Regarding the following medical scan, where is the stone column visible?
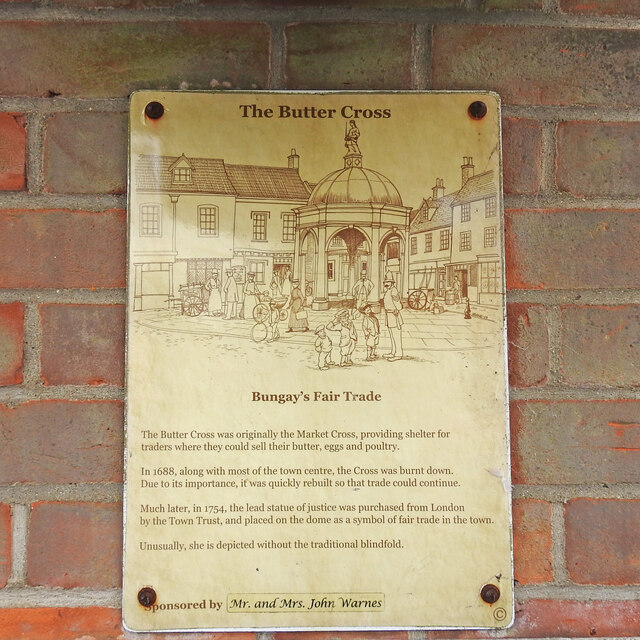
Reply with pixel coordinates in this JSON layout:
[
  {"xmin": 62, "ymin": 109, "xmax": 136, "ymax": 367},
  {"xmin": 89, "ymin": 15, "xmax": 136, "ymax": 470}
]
[{"xmin": 313, "ymin": 225, "xmax": 329, "ymax": 310}]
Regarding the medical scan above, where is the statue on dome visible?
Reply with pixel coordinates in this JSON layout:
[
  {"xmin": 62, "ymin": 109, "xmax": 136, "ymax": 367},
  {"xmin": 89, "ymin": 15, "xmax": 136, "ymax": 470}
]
[{"xmin": 344, "ymin": 120, "xmax": 361, "ymax": 155}]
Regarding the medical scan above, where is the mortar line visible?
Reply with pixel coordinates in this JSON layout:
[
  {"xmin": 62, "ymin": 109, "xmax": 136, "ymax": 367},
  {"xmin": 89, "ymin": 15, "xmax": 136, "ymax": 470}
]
[
  {"xmin": 268, "ymin": 22, "xmax": 287, "ymax": 90},
  {"xmin": 0, "ymin": 289, "xmax": 126, "ymax": 304},
  {"xmin": 0, "ymin": 193, "xmax": 126, "ymax": 211},
  {"xmin": 0, "ymin": 586, "xmax": 121, "ymax": 608},
  {"xmin": 509, "ymin": 386, "xmax": 640, "ymax": 401},
  {"xmin": 6, "ymin": 504, "xmax": 29, "ymax": 586},
  {"xmin": 551, "ymin": 501, "xmax": 570, "ymax": 584},
  {"xmin": 22, "ymin": 301, "xmax": 43, "ymax": 387},
  {"xmin": 513, "ymin": 484, "xmax": 640, "ymax": 500},
  {"xmin": 0, "ymin": 385, "xmax": 125, "ymax": 407},
  {"xmin": 504, "ymin": 194, "xmax": 640, "ymax": 210},
  {"xmin": 0, "ymin": 5, "xmax": 639, "ymax": 29},
  {"xmin": 25, "ymin": 112, "xmax": 46, "ymax": 196},
  {"xmin": 0, "ymin": 483, "xmax": 123, "ymax": 505},
  {"xmin": 515, "ymin": 582, "xmax": 640, "ymax": 600},
  {"xmin": 411, "ymin": 23, "xmax": 431, "ymax": 91},
  {"xmin": 506, "ymin": 289, "xmax": 640, "ymax": 305},
  {"xmin": 539, "ymin": 120, "xmax": 557, "ymax": 195}
]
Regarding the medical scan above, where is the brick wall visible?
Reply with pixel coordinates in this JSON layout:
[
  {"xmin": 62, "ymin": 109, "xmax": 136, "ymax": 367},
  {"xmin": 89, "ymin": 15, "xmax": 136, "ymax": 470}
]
[{"xmin": 0, "ymin": 1, "xmax": 638, "ymax": 638}]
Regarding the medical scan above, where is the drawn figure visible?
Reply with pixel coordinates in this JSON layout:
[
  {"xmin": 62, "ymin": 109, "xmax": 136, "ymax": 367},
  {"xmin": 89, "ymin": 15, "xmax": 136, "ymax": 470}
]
[
  {"xmin": 223, "ymin": 270, "xmax": 239, "ymax": 319},
  {"xmin": 352, "ymin": 270, "xmax": 374, "ymax": 313},
  {"xmin": 204, "ymin": 273, "xmax": 222, "ymax": 316},
  {"xmin": 382, "ymin": 275, "xmax": 403, "ymax": 361},
  {"xmin": 242, "ymin": 273, "xmax": 259, "ymax": 320},
  {"xmin": 287, "ymin": 279, "xmax": 309, "ymax": 332},
  {"xmin": 270, "ymin": 272, "xmax": 282, "ymax": 299},
  {"xmin": 281, "ymin": 267, "xmax": 292, "ymax": 304},
  {"xmin": 345, "ymin": 120, "xmax": 361, "ymax": 155},
  {"xmin": 361, "ymin": 304, "xmax": 380, "ymax": 361},
  {"xmin": 453, "ymin": 276, "xmax": 461, "ymax": 304},
  {"xmin": 267, "ymin": 299, "xmax": 281, "ymax": 342},
  {"xmin": 327, "ymin": 309, "xmax": 357, "ymax": 367},
  {"xmin": 314, "ymin": 325, "xmax": 333, "ymax": 370},
  {"xmin": 305, "ymin": 281, "xmax": 314, "ymax": 308}
]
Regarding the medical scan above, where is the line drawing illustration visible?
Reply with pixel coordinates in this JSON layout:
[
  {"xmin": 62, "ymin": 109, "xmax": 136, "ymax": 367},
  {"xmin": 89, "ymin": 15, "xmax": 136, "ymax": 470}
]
[{"xmin": 131, "ymin": 122, "xmax": 503, "ymax": 370}]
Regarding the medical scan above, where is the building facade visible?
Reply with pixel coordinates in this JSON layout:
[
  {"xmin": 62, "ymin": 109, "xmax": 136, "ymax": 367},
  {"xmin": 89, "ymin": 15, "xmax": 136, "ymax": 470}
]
[{"xmin": 409, "ymin": 157, "xmax": 501, "ymax": 306}]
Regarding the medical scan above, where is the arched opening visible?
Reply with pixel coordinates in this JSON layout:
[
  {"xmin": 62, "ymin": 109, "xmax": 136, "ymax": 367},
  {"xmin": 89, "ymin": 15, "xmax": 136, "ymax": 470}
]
[
  {"xmin": 326, "ymin": 227, "xmax": 370, "ymax": 301},
  {"xmin": 379, "ymin": 232, "xmax": 405, "ymax": 290}
]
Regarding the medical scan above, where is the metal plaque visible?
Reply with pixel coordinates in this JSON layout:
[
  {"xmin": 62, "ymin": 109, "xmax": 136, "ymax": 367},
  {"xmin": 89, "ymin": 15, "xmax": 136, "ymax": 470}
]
[{"xmin": 123, "ymin": 91, "xmax": 513, "ymax": 632}]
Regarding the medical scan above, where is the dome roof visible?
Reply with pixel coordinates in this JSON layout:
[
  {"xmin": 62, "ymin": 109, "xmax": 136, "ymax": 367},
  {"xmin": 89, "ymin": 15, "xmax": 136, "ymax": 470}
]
[{"xmin": 308, "ymin": 166, "xmax": 403, "ymax": 207}]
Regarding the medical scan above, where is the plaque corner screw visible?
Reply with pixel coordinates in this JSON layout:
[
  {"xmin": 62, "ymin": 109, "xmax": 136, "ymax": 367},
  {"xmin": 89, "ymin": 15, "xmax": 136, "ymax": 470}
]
[
  {"xmin": 138, "ymin": 586, "xmax": 157, "ymax": 608},
  {"xmin": 480, "ymin": 583, "xmax": 500, "ymax": 604},
  {"xmin": 145, "ymin": 101, "xmax": 164, "ymax": 120},
  {"xmin": 468, "ymin": 101, "xmax": 487, "ymax": 120}
]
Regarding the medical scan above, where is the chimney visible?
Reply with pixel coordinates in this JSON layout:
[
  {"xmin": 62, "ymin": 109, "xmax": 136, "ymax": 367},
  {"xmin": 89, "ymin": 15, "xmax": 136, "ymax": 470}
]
[
  {"xmin": 288, "ymin": 148, "xmax": 299, "ymax": 170},
  {"xmin": 461, "ymin": 156, "xmax": 474, "ymax": 186},
  {"xmin": 432, "ymin": 178, "xmax": 445, "ymax": 200}
]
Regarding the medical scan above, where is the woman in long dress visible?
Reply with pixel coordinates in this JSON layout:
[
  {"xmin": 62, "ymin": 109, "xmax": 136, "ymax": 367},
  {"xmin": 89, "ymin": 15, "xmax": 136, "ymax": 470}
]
[
  {"xmin": 242, "ymin": 273, "xmax": 259, "ymax": 320},
  {"xmin": 205, "ymin": 273, "xmax": 222, "ymax": 316},
  {"xmin": 287, "ymin": 280, "xmax": 309, "ymax": 332}
]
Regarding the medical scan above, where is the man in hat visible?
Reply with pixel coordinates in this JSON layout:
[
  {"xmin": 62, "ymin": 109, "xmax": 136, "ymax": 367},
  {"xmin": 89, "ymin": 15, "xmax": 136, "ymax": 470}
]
[
  {"xmin": 352, "ymin": 269, "xmax": 374, "ymax": 315},
  {"xmin": 361, "ymin": 304, "xmax": 380, "ymax": 361},
  {"xmin": 382, "ymin": 275, "xmax": 403, "ymax": 361},
  {"xmin": 314, "ymin": 325, "xmax": 333, "ymax": 370},
  {"xmin": 223, "ymin": 269, "xmax": 238, "ymax": 319}
]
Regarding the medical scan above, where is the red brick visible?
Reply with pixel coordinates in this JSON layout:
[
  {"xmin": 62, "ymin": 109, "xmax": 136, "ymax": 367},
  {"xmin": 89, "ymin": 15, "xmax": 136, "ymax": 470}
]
[
  {"xmin": 0, "ymin": 400, "xmax": 123, "ymax": 483},
  {"xmin": 0, "ymin": 22, "xmax": 268, "ymax": 98},
  {"xmin": 0, "ymin": 504, "xmax": 10, "ymax": 588},
  {"xmin": 513, "ymin": 499, "xmax": 553, "ymax": 584},
  {"xmin": 561, "ymin": 0, "xmax": 640, "ymax": 16},
  {"xmin": 0, "ymin": 608, "xmax": 122, "ymax": 640},
  {"xmin": 27, "ymin": 502, "xmax": 122, "ymax": 588},
  {"xmin": 0, "ymin": 113, "xmax": 26, "ymax": 191},
  {"xmin": 0, "ymin": 607, "xmax": 254, "ymax": 640},
  {"xmin": 566, "ymin": 499, "xmax": 640, "ymax": 585},
  {"xmin": 511, "ymin": 400, "xmax": 640, "ymax": 485},
  {"xmin": 44, "ymin": 113, "xmax": 126, "ymax": 194},
  {"xmin": 0, "ymin": 301, "xmax": 24, "ymax": 385},
  {"xmin": 432, "ymin": 25, "xmax": 640, "ymax": 107},
  {"xmin": 505, "ymin": 209, "xmax": 640, "ymax": 290},
  {"xmin": 502, "ymin": 118, "xmax": 542, "ymax": 195},
  {"xmin": 0, "ymin": 209, "xmax": 125, "ymax": 289},
  {"xmin": 507, "ymin": 303, "xmax": 549, "ymax": 387},
  {"xmin": 40, "ymin": 304, "xmax": 124, "ymax": 386},
  {"xmin": 276, "ymin": 633, "xmax": 408, "ymax": 640},
  {"xmin": 427, "ymin": 599, "xmax": 640, "ymax": 637},
  {"xmin": 557, "ymin": 121, "xmax": 640, "ymax": 198},
  {"xmin": 560, "ymin": 305, "xmax": 640, "ymax": 387},
  {"xmin": 286, "ymin": 23, "xmax": 413, "ymax": 90}
]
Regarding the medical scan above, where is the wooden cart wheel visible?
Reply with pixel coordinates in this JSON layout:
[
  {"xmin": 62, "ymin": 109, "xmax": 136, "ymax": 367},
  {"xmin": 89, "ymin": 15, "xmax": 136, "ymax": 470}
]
[
  {"xmin": 183, "ymin": 295, "xmax": 204, "ymax": 316},
  {"xmin": 279, "ymin": 309, "xmax": 288, "ymax": 321},
  {"xmin": 253, "ymin": 303, "xmax": 270, "ymax": 323},
  {"xmin": 251, "ymin": 322, "xmax": 268, "ymax": 343},
  {"xmin": 408, "ymin": 290, "xmax": 427, "ymax": 310}
]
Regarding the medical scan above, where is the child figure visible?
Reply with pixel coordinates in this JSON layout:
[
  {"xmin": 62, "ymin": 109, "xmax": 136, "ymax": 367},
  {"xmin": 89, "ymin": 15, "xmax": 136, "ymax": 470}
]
[
  {"xmin": 314, "ymin": 325, "xmax": 333, "ymax": 370},
  {"xmin": 266, "ymin": 299, "xmax": 281, "ymax": 342},
  {"xmin": 361, "ymin": 304, "xmax": 380, "ymax": 361}
]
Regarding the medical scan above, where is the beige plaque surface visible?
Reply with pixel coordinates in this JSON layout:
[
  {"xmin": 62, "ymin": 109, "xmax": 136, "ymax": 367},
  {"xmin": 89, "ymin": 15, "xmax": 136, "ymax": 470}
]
[{"xmin": 123, "ymin": 91, "xmax": 513, "ymax": 632}]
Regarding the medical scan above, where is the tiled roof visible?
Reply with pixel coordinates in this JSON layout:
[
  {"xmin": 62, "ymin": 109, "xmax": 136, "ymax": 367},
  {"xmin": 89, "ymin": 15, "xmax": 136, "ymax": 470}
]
[
  {"xmin": 135, "ymin": 155, "xmax": 310, "ymax": 201},
  {"xmin": 410, "ymin": 192, "xmax": 456, "ymax": 233},
  {"xmin": 136, "ymin": 155, "xmax": 235, "ymax": 194},
  {"xmin": 454, "ymin": 170, "xmax": 496, "ymax": 204},
  {"xmin": 226, "ymin": 164, "xmax": 311, "ymax": 200}
]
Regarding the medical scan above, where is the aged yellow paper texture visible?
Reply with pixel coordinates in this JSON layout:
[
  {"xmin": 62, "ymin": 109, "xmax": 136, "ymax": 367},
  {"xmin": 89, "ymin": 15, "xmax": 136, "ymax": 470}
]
[{"xmin": 123, "ymin": 91, "xmax": 513, "ymax": 631}]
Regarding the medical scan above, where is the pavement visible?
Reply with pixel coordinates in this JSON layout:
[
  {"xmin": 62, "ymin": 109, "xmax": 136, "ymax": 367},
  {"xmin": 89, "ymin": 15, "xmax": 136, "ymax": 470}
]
[{"xmin": 134, "ymin": 301, "xmax": 503, "ymax": 352}]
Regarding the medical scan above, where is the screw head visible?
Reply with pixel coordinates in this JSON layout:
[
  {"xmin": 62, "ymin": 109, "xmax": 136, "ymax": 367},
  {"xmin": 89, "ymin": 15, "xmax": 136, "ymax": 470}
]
[
  {"xmin": 138, "ymin": 586, "xmax": 157, "ymax": 608},
  {"xmin": 480, "ymin": 583, "xmax": 500, "ymax": 604},
  {"xmin": 145, "ymin": 101, "xmax": 164, "ymax": 120},
  {"xmin": 468, "ymin": 101, "xmax": 488, "ymax": 120}
]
